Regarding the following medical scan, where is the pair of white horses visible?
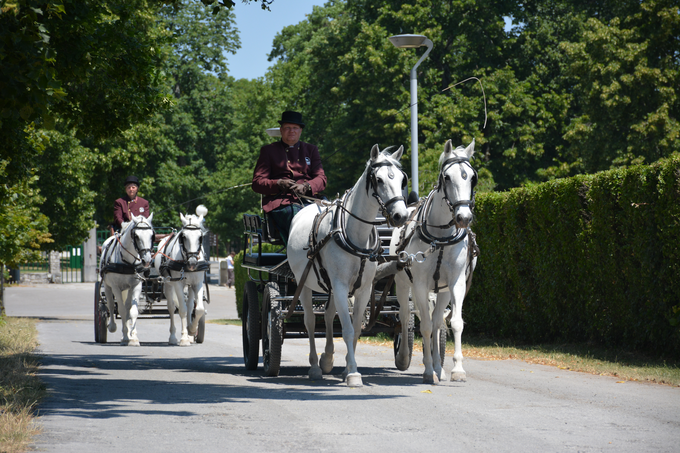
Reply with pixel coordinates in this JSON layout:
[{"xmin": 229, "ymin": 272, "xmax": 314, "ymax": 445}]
[
  {"xmin": 287, "ymin": 139, "xmax": 476, "ymax": 387},
  {"xmin": 99, "ymin": 212, "xmax": 208, "ymax": 346}
]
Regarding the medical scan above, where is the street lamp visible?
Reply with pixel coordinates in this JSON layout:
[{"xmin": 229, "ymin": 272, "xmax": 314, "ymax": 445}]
[{"xmin": 389, "ymin": 34, "xmax": 433, "ymax": 197}]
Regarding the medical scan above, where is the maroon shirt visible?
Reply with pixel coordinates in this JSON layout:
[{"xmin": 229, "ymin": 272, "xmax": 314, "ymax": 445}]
[
  {"xmin": 252, "ymin": 140, "xmax": 327, "ymax": 212},
  {"xmin": 113, "ymin": 196, "xmax": 150, "ymax": 230}
]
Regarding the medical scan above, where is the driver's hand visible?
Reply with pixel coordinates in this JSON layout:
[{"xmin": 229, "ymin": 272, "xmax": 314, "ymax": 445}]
[
  {"xmin": 290, "ymin": 183, "xmax": 307, "ymax": 195},
  {"xmin": 277, "ymin": 178, "xmax": 295, "ymax": 190}
]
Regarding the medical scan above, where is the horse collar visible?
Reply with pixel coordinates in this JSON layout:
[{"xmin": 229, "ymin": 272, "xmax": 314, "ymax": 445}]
[
  {"xmin": 331, "ymin": 192, "xmax": 383, "ymax": 261},
  {"xmin": 416, "ymin": 189, "xmax": 469, "ymax": 247}
]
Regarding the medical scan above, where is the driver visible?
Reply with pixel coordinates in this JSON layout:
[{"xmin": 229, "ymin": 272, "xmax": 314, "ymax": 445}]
[
  {"xmin": 111, "ymin": 175, "xmax": 150, "ymax": 235},
  {"xmin": 252, "ymin": 111, "xmax": 326, "ymax": 243}
]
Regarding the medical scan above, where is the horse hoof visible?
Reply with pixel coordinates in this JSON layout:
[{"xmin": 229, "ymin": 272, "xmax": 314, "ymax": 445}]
[
  {"xmin": 395, "ymin": 356, "xmax": 411, "ymax": 371},
  {"xmin": 179, "ymin": 338, "xmax": 191, "ymax": 346},
  {"xmin": 128, "ymin": 339, "xmax": 140, "ymax": 347},
  {"xmin": 120, "ymin": 339, "xmax": 128, "ymax": 346},
  {"xmin": 346, "ymin": 373, "xmax": 363, "ymax": 388},
  {"xmin": 320, "ymin": 353, "xmax": 334, "ymax": 374},
  {"xmin": 308, "ymin": 367, "xmax": 323, "ymax": 380},
  {"xmin": 169, "ymin": 336, "xmax": 179, "ymax": 346},
  {"xmin": 423, "ymin": 373, "xmax": 440, "ymax": 385},
  {"xmin": 450, "ymin": 371, "xmax": 467, "ymax": 382}
]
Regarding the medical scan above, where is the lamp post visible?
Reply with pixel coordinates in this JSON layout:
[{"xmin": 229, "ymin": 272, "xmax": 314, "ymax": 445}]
[{"xmin": 388, "ymin": 34, "xmax": 433, "ymax": 197}]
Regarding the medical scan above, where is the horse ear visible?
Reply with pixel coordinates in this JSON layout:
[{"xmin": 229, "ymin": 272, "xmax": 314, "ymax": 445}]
[
  {"xmin": 390, "ymin": 145, "xmax": 404, "ymax": 161},
  {"xmin": 464, "ymin": 138, "xmax": 475, "ymax": 158},
  {"xmin": 147, "ymin": 212, "xmax": 153, "ymax": 223},
  {"xmin": 180, "ymin": 212, "xmax": 187, "ymax": 225},
  {"xmin": 444, "ymin": 139, "xmax": 453, "ymax": 156},
  {"xmin": 370, "ymin": 144, "xmax": 380, "ymax": 161}
]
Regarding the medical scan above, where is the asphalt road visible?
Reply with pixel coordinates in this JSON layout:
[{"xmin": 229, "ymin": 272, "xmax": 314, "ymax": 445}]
[{"xmin": 4, "ymin": 284, "xmax": 680, "ymax": 452}]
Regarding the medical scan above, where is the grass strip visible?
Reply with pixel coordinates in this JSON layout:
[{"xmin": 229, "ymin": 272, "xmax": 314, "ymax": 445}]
[{"xmin": 0, "ymin": 317, "xmax": 46, "ymax": 453}]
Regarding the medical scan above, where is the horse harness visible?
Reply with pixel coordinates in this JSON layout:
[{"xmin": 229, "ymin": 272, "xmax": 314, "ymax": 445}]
[
  {"xmin": 396, "ymin": 155, "xmax": 479, "ymax": 294},
  {"xmin": 157, "ymin": 226, "xmax": 210, "ymax": 281},
  {"xmin": 286, "ymin": 159, "xmax": 407, "ymax": 319},
  {"xmin": 100, "ymin": 220, "xmax": 155, "ymax": 278}
]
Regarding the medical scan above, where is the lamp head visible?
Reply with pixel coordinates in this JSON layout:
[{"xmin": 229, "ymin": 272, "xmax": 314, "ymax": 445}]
[{"xmin": 389, "ymin": 34, "xmax": 428, "ymax": 48}]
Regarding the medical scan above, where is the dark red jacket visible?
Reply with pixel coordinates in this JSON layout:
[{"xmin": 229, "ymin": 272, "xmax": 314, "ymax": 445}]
[
  {"xmin": 252, "ymin": 140, "xmax": 327, "ymax": 212},
  {"xmin": 113, "ymin": 196, "xmax": 150, "ymax": 230}
]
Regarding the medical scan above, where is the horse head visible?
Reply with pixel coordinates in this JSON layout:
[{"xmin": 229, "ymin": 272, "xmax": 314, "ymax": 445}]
[
  {"xmin": 130, "ymin": 213, "xmax": 155, "ymax": 268},
  {"xmin": 179, "ymin": 212, "xmax": 206, "ymax": 271},
  {"xmin": 366, "ymin": 144, "xmax": 409, "ymax": 227},
  {"xmin": 438, "ymin": 139, "xmax": 477, "ymax": 228}
]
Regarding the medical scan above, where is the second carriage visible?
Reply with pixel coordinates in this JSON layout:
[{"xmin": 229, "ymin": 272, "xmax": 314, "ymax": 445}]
[{"xmin": 94, "ymin": 213, "xmax": 211, "ymax": 346}]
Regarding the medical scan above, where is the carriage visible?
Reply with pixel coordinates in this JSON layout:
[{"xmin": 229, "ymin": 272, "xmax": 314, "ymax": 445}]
[
  {"xmin": 94, "ymin": 210, "xmax": 211, "ymax": 346},
  {"xmin": 240, "ymin": 211, "xmax": 419, "ymax": 377},
  {"xmin": 240, "ymin": 140, "xmax": 478, "ymax": 385}
]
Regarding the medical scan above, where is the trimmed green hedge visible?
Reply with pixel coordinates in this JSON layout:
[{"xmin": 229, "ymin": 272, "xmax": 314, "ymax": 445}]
[{"xmin": 466, "ymin": 155, "xmax": 680, "ymax": 358}]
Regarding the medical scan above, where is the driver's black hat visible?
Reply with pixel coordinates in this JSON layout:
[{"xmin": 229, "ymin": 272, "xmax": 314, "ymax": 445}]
[
  {"xmin": 278, "ymin": 111, "xmax": 305, "ymax": 128},
  {"xmin": 124, "ymin": 175, "xmax": 140, "ymax": 187}
]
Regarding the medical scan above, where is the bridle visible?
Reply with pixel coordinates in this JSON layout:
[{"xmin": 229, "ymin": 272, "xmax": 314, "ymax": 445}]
[
  {"xmin": 119, "ymin": 219, "xmax": 155, "ymax": 265},
  {"xmin": 437, "ymin": 156, "xmax": 477, "ymax": 214},
  {"xmin": 178, "ymin": 224, "xmax": 204, "ymax": 262},
  {"xmin": 364, "ymin": 158, "xmax": 408, "ymax": 227},
  {"xmin": 415, "ymin": 155, "xmax": 477, "ymax": 246}
]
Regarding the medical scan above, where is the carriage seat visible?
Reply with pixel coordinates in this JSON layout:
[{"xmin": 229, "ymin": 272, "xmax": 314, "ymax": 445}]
[{"xmin": 242, "ymin": 214, "xmax": 287, "ymax": 267}]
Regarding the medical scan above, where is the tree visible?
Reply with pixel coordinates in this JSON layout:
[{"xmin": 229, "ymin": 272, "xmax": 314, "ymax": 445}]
[
  {"xmin": 1, "ymin": 0, "xmax": 175, "ymax": 250},
  {"xmin": 561, "ymin": 0, "xmax": 680, "ymax": 172},
  {"xmin": 90, "ymin": 0, "xmax": 245, "ymax": 236},
  {"xmin": 263, "ymin": 0, "xmax": 680, "ymax": 193},
  {"xmin": 0, "ymin": 161, "xmax": 52, "ymax": 268}
]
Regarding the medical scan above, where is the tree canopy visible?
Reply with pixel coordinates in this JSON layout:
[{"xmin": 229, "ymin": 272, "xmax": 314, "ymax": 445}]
[{"xmin": 1, "ymin": 0, "xmax": 678, "ymax": 261}]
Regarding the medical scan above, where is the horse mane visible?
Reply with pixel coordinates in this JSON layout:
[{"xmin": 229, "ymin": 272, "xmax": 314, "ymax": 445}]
[
  {"xmin": 366, "ymin": 146, "xmax": 403, "ymax": 170},
  {"xmin": 438, "ymin": 144, "xmax": 467, "ymax": 171},
  {"xmin": 182, "ymin": 214, "xmax": 208, "ymax": 233}
]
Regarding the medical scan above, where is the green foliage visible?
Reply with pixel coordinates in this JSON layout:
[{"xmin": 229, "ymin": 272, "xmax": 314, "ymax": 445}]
[
  {"xmin": 466, "ymin": 155, "xmax": 680, "ymax": 357},
  {"xmin": 264, "ymin": 0, "xmax": 680, "ymax": 194},
  {"xmin": 0, "ymin": 0, "xmax": 67, "ymax": 125},
  {"xmin": 1, "ymin": 0, "xmax": 175, "ymax": 253},
  {"xmin": 29, "ymin": 129, "xmax": 97, "ymax": 247},
  {"xmin": 560, "ymin": 0, "xmax": 680, "ymax": 172},
  {"xmin": 0, "ymin": 160, "xmax": 52, "ymax": 267}
]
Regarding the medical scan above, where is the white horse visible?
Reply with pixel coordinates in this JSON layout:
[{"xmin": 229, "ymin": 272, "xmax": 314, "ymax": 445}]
[
  {"xmin": 287, "ymin": 144, "xmax": 409, "ymax": 387},
  {"xmin": 100, "ymin": 213, "xmax": 155, "ymax": 346},
  {"xmin": 155, "ymin": 213, "xmax": 208, "ymax": 346},
  {"xmin": 391, "ymin": 139, "xmax": 477, "ymax": 384}
]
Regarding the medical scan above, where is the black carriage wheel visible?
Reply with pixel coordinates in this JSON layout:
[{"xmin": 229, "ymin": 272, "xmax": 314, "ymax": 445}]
[
  {"xmin": 194, "ymin": 313, "xmax": 206, "ymax": 344},
  {"xmin": 242, "ymin": 281, "xmax": 260, "ymax": 370},
  {"xmin": 262, "ymin": 282, "xmax": 283, "ymax": 377},
  {"xmin": 393, "ymin": 299, "xmax": 414, "ymax": 370},
  {"xmin": 94, "ymin": 281, "xmax": 108, "ymax": 343}
]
